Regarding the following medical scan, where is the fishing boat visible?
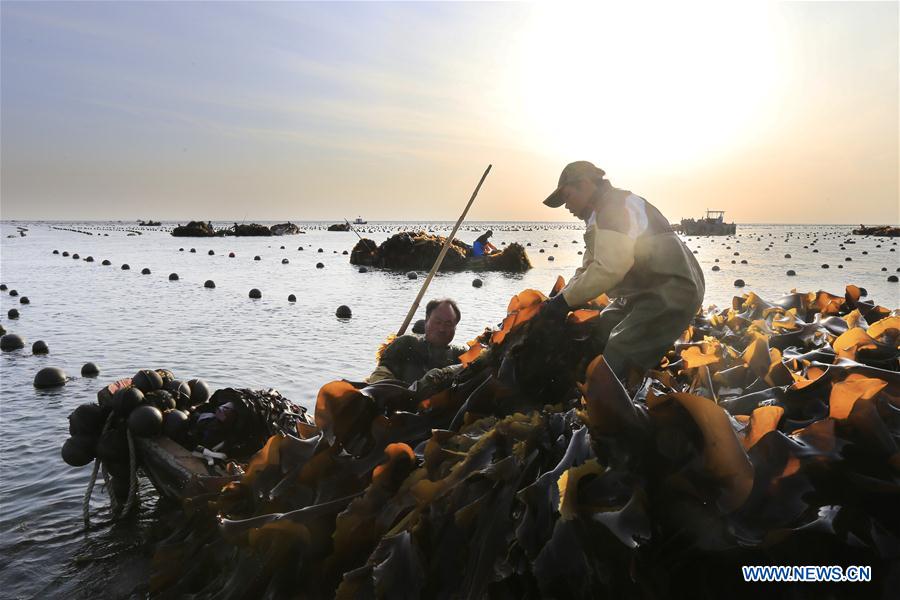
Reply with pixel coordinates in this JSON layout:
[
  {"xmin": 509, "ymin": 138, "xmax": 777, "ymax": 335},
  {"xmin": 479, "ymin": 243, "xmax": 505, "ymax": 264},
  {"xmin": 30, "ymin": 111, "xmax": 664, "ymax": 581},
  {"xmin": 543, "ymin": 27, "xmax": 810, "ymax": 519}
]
[
  {"xmin": 353, "ymin": 216, "xmax": 367, "ymax": 225},
  {"xmin": 678, "ymin": 210, "xmax": 736, "ymax": 236}
]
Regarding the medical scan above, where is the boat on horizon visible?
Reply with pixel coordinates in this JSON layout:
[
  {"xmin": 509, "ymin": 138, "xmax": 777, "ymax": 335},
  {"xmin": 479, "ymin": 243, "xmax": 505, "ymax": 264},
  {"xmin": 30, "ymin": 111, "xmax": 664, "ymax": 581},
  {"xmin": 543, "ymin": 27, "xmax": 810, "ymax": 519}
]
[
  {"xmin": 678, "ymin": 209, "xmax": 736, "ymax": 236},
  {"xmin": 353, "ymin": 216, "xmax": 367, "ymax": 225}
]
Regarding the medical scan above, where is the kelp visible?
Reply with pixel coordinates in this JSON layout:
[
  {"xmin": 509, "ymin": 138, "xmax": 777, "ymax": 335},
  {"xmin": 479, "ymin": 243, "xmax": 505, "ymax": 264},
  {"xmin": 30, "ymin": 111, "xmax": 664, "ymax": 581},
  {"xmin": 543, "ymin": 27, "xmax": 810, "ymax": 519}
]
[
  {"xmin": 350, "ymin": 232, "xmax": 532, "ymax": 272},
  {"xmin": 150, "ymin": 282, "xmax": 900, "ymax": 599}
]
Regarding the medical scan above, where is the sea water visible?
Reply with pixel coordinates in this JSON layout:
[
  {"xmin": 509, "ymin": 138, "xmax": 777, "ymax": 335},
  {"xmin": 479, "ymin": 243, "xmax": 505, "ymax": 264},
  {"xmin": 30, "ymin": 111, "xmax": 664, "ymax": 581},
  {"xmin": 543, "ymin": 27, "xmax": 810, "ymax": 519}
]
[{"xmin": 1, "ymin": 220, "xmax": 897, "ymax": 598}]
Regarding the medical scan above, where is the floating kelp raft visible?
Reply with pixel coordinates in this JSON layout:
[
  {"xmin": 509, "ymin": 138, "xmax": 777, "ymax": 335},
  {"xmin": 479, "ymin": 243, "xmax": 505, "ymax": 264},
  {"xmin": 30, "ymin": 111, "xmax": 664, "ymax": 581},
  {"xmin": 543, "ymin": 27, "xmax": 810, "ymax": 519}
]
[
  {"xmin": 61, "ymin": 281, "xmax": 897, "ymax": 598},
  {"xmin": 223, "ymin": 223, "xmax": 273, "ymax": 236},
  {"xmin": 350, "ymin": 231, "xmax": 532, "ymax": 272},
  {"xmin": 171, "ymin": 221, "xmax": 217, "ymax": 237},
  {"xmin": 270, "ymin": 222, "xmax": 303, "ymax": 236},
  {"xmin": 853, "ymin": 225, "xmax": 900, "ymax": 237}
]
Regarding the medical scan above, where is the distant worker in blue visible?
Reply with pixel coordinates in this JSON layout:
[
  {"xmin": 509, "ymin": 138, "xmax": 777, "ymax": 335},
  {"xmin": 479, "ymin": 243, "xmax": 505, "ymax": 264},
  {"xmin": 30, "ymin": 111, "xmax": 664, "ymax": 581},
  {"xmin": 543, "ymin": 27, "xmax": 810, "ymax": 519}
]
[{"xmin": 472, "ymin": 230, "xmax": 497, "ymax": 257}]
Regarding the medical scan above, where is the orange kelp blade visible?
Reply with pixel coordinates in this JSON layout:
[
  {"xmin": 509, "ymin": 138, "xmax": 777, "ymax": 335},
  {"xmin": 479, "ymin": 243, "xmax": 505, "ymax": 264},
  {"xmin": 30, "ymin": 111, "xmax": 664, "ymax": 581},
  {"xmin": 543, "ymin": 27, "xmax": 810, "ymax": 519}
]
[
  {"xmin": 670, "ymin": 392, "xmax": 754, "ymax": 512},
  {"xmin": 315, "ymin": 380, "xmax": 374, "ymax": 447},
  {"xmin": 491, "ymin": 289, "xmax": 548, "ymax": 345},
  {"xmin": 581, "ymin": 355, "xmax": 642, "ymax": 435},
  {"xmin": 550, "ymin": 275, "xmax": 565, "ymax": 297}
]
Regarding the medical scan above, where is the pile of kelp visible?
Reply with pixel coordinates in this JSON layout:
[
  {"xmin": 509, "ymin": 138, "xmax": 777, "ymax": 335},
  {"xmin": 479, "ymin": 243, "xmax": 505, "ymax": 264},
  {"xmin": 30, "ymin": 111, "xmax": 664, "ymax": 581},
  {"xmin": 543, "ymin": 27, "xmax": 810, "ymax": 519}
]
[
  {"xmin": 271, "ymin": 222, "xmax": 302, "ymax": 236},
  {"xmin": 171, "ymin": 222, "xmax": 303, "ymax": 237},
  {"xmin": 149, "ymin": 282, "xmax": 898, "ymax": 598},
  {"xmin": 852, "ymin": 225, "xmax": 900, "ymax": 237},
  {"xmin": 171, "ymin": 221, "xmax": 216, "ymax": 237},
  {"xmin": 350, "ymin": 231, "xmax": 532, "ymax": 272}
]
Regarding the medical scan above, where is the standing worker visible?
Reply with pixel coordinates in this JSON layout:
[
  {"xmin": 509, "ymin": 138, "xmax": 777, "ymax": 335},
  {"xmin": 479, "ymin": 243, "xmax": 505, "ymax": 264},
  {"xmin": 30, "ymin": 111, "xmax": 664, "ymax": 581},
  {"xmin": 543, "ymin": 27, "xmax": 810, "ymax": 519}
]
[{"xmin": 540, "ymin": 161, "xmax": 705, "ymax": 381}]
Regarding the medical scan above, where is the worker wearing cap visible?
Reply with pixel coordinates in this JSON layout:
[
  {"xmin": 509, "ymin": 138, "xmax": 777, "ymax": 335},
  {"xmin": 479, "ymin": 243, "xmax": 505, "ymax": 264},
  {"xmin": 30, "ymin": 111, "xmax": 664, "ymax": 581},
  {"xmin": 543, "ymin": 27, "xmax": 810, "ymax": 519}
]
[{"xmin": 541, "ymin": 161, "xmax": 705, "ymax": 380}]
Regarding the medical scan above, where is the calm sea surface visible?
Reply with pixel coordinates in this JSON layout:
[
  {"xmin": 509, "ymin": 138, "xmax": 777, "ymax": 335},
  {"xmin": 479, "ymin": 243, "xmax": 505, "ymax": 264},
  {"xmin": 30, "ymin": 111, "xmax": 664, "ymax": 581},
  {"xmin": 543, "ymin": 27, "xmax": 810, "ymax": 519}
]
[{"xmin": 1, "ymin": 220, "xmax": 898, "ymax": 598}]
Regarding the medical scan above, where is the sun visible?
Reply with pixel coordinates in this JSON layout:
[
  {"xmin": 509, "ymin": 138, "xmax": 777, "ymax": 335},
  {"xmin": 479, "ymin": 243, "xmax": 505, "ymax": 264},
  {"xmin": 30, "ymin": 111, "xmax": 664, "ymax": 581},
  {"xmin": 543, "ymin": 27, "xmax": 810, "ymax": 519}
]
[{"xmin": 507, "ymin": 2, "xmax": 781, "ymax": 168}]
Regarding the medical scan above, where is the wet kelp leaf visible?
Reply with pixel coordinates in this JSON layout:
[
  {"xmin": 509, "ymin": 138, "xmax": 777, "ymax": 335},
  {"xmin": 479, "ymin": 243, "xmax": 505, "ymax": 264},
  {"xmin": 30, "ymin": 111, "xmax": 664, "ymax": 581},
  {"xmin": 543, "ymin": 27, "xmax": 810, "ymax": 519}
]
[{"xmin": 151, "ymin": 284, "xmax": 900, "ymax": 599}]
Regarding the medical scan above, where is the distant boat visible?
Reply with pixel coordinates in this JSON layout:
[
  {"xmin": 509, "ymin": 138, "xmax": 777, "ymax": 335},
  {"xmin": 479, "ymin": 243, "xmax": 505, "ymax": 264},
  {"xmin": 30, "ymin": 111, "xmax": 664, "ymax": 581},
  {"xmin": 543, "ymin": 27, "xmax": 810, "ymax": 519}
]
[
  {"xmin": 353, "ymin": 216, "xmax": 367, "ymax": 225},
  {"xmin": 678, "ymin": 210, "xmax": 736, "ymax": 236}
]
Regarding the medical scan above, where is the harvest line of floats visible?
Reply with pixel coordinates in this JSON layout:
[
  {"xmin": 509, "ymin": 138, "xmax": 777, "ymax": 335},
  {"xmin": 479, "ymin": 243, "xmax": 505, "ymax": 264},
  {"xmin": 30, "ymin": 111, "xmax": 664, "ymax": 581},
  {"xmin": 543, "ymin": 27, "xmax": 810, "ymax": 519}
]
[{"xmin": 56, "ymin": 279, "xmax": 900, "ymax": 598}]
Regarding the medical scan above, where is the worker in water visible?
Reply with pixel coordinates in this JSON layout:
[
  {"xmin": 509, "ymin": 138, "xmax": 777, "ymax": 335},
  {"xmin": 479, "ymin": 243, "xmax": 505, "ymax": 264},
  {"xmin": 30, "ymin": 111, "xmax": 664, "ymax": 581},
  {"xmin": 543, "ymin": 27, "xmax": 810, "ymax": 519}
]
[
  {"xmin": 472, "ymin": 230, "xmax": 497, "ymax": 257},
  {"xmin": 540, "ymin": 161, "xmax": 705, "ymax": 382},
  {"xmin": 367, "ymin": 298, "xmax": 468, "ymax": 399}
]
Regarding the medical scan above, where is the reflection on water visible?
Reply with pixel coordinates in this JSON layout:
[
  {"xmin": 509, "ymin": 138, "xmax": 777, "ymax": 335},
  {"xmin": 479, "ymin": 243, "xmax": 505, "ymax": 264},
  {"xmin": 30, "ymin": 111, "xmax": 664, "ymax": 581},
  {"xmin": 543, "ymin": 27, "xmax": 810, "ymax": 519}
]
[{"xmin": 1, "ymin": 220, "xmax": 897, "ymax": 597}]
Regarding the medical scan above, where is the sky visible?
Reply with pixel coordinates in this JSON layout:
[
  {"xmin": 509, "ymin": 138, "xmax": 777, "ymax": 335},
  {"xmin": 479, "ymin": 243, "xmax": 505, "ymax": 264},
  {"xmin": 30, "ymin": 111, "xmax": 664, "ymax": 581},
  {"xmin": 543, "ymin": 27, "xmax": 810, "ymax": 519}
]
[{"xmin": 1, "ymin": 1, "xmax": 897, "ymax": 223}]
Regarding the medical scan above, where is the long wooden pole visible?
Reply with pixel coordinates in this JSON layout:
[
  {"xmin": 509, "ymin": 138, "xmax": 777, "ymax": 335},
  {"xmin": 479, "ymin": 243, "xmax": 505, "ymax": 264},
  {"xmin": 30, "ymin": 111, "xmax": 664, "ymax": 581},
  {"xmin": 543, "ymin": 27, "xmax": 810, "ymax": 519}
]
[{"xmin": 397, "ymin": 164, "xmax": 492, "ymax": 336}]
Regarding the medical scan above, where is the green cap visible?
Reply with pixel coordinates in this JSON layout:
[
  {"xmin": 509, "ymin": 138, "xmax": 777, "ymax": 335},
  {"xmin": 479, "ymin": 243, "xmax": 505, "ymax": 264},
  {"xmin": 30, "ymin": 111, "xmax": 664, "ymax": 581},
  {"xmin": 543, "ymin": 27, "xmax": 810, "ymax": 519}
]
[{"xmin": 543, "ymin": 161, "xmax": 606, "ymax": 208}]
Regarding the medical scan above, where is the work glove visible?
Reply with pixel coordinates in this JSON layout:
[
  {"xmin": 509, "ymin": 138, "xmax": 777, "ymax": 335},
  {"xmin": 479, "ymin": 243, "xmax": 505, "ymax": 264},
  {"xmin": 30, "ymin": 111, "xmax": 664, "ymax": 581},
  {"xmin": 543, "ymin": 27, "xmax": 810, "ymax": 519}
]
[
  {"xmin": 410, "ymin": 363, "xmax": 464, "ymax": 400},
  {"xmin": 540, "ymin": 292, "xmax": 570, "ymax": 321}
]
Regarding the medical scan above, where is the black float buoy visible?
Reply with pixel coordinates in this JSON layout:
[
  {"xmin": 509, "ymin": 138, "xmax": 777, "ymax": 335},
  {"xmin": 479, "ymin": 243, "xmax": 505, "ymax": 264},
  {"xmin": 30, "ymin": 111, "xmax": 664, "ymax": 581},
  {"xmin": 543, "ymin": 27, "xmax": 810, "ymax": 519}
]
[
  {"xmin": 112, "ymin": 386, "xmax": 144, "ymax": 416},
  {"xmin": 187, "ymin": 379, "xmax": 210, "ymax": 405},
  {"xmin": 288, "ymin": 294, "xmax": 296, "ymax": 302},
  {"xmin": 169, "ymin": 273, "xmax": 179, "ymax": 281},
  {"xmin": 61, "ymin": 436, "xmax": 95, "ymax": 467},
  {"xmin": 52, "ymin": 250, "xmax": 59, "ymax": 255},
  {"xmin": 133, "ymin": 369, "xmax": 163, "ymax": 393},
  {"xmin": 128, "ymin": 405, "xmax": 163, "ymax": 437},
  {"xmin": 281, "ymin": 258, "xmax": 289, "ymax": 264},
  {"xmin": 9, "ymin": 289, "xmax": 18, "ymax": 297},
  {"xmin": 81, "ymin": 362, "xmax": 100, "ymax": 377},
  {"xmin": 406, "ymin": 271, "xmax": 417, "ymax": 279},
  {"xmin": 163, "ymin": 409, "xmax": 190, "ymax": 441},
  {"xmin": 102, "ymin": 260, "xmax": 111, "ymax": 266},
  {"xmin": 72, "ymin": 253, "xmax": 80, "ymax": 259},
  {"xmin": 298, "ymin": 247, "xmax": 304, "ymax": 251},
  {"xmin": 229, "ymin": 252, "xmax": 235, "ymax": 258},
  {"xmin": 145, "ymin": 389, "xmax": 176, "ymax": 411},
  {"xmin": 68, "ymin": 403, "xmax": 104, "ymax": 437},
  {"xmin": 318, "ymin": 248, "xmax": 323, "ymax": 253},
  {"xmin": 208, "ymin": 250, "xmax": 215, "ymax": 255},
  {"xmin": 62, "ymin": 252, "xmax": 69, "ymax": 257},
  {"xmin": 169, "ymin": 381, "xmax": 193, "ymax": 409},
  {"xmin": 0, "ymin": 284, "xmax": 5, "ymax": 290},
  {"xmin": 204, "ymin": 280, "xmax": 216, "ymax": 289},
  {"xmin": 786, "ymin": 270, "xmax": 796, "ymax": 276},
  {"xmin": 711, "ymin": 265, "xmax": 720, "ymax": 272},
  {"xmin": 85, "ymin": 256, "xmax": 94, "ymax": 262},
  {"xmin": 412, "ymin": 319, "xmax": 426, "ymax": 334},
  {"xmin": 249, "ymin": 288, "xmax": 262, "ymax": 299},
  {"xmin": 548, "ymin": 256, "xmax": 555, "ymax": 261},
  {"xmin": 342, "ymin": 250, "xmax": 348, "ymax": 255},
  {"xmin": 316, "ymin": 262, "xmax": 324, "ymax": 269},
  {"xmin": 32, "ymin": 340, "xmax": 49, "ymax": 354},
  {"xmin": 34, "ymin": 366, "xmax": 67, "ymax": 388},
  {"xmin": 472, "ymin": 278, "xmax": 483, "ymax": 288},
  {"xmin": 821, "ymin": 264, "xmax": 829, "ymax": 269},
  {"xmin": 358, "ymin": 267, "xmax": 367, "ymax": 273},
  {"xmin": 8, "ymin": 308, "xmax": 19, "ymax": 319},
  {"xmin": 179, "ymin": 248, "xmax": 184, "ymax": 251},
  {"xmin": 336, "ymin": 305, "xmax": 352, "ymax": 318},
  {"xmin": 121, "ymin": 264, "xmax": 130, "ymax": 270},
  {"xmin": 254, "ymin": 255, "xmax": 261, "ymax": 261},
  {"xmin": 889, "ymin": 275, "xmax": 899, "ymax": 283},
  {"xmin": 141, "ymin": 268, "xmax": 151, "ymax": 275},
  {"xmin": 1, "ymin": 334, "xmax": 25, "ymax": 351},
  {"xmin": 190, "ymin": 248, "xmax": 196, "ymax": 253},
  {"xmin": 733, "ymin": 279, "xmax": 746, "ymax": 287}
]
